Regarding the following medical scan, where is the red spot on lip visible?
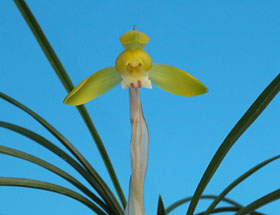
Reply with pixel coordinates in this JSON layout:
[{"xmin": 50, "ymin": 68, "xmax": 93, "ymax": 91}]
[
  {"xmin": 137, "ymin": 80, "xmax": 142, "ymax": 88},
  {"xmin": 130, "ymin": 83, "xmax": 135, "ymax": 88}
]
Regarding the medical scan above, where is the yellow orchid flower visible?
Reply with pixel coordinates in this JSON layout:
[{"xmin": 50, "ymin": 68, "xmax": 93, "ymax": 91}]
[
  {"xmin": 63, "ymin": 29, "xmax": 207, "ymax": 106},
  {"xmin": 63, "ymin": 29, "xmax": 208, "ymax": 215}
]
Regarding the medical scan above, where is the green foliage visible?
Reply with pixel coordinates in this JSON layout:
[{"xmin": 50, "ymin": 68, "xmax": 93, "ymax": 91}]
[
  {"xmin": 234, "ymin": 189, "xmax": 280, "ymax": 215},
  {"xmin": 0, "ymin": 145, "xmax": 108, "ymax": 212},
  {"xmin": 165, "ymin": 195, "xmax": 243, "ymax": 214},
  {"xmin": 157, "ymin": 195, "xmax": 166, "ymax": 215},
  {"xmin": 0, "ymin": 0, "xmax": 279, "ymax": 214},
  {"xmin": 0, "ymin": 177, "xmax": 106, "ymax": 214},
  {"xmin": 14, "ymin": 0, "xmax": 126, "ymax": 209},
  {"xmin": 203, "ymin": 155, "xmax": 280, "ymax": 215},
  {"xmin": 186, "ymin": 73, "xmax": 280, "ymax": 215}
]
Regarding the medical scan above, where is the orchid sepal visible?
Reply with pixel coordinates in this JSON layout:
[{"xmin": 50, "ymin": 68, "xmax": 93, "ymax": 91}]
[
  {"xmin": 149, "ymin": 64, "xmax": 208, "ymax": 97},
  {"xmin": 63, "ymin": 66, "xmax": 121, "ymax": 106},
  {"xmin": 119, "ymin": 30, "xmax": 150, "ymax": 50}
]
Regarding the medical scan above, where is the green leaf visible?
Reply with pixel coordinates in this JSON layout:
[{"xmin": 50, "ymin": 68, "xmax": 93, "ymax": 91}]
[
  {"xmin": 0, "ymin": 145, "xmax": 110, "ymax": 213},
  {"xmin": 0, "ymin": 177, "xmax": 106, "ymax": 215},
  {"xmin": 0, "ymin": 93, "xmax": 122, "ymax": 213},
  {"xmin": 196, "ymin": 207, "xmax": 241, "ymax": 215},
  {"xmin": 234, "ymin": 189, "xmax": 280, "ymax": 215},
  {"xmin": 0, "ymin": 121, "xmax": 118, "ymax": 215},
  {"xmin": 196, "ymin": 207, "xmax": 263, "ymax": 215},
  {"xmin": 13, "ymin": 0, "xmax": 126, "ymax": 209},
  {"xmin": 165, "ymin": 195, "xmax": 242, "ymax": 214},
  {"xmin": 157, "ymin": 195, "xmax": 166, "ymax": 215},
  {"xmin": 187, "ymin": 74, "xmax": 280, "ymax": 215},
  {"xmin": 203, "ymin": 155, "xmax": 280, "ymax": 215},
  {"xmin": 0, "ymin": 92, "xmax": 94, "ymax": 182}
]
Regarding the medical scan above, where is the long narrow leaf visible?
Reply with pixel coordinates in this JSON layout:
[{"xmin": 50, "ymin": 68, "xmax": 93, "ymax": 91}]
[
  {"xmin": 0, "ymin": 121, "xmax": 118, "ymax": 214},
  {"xmin": 13, "ymin": 0, "xmax": 126, "ymax": 208},
  {"xmin": 203, "ymin": 155, "xmax": 280, "ymax": 215},
  {"xmin": 166, "ymin": 195, "xmax": 242, "ymax": 214},
  {"xmin": 234, "ymin": 189, "xmax": 280, "ymax": 215},
  {"xmin": 0, "ymin": 145, "xmax": 109, "ymax": 213},
  {"xmin": 195, "ymin": 207, "xmax": 243, "ymax": 215},
  {"xmin": 157, "ymin": 195, "xmax": 166, "ymax": 215},
  {"xmin": 0, "ymin": 93, "xmax": 121, "ymax": 213},
  {"xmin": 0, "ymin": 177, "xmax": 106, "ymax": 215},
  {"xmin": 76, "ymin": 106, "xmax": 124, "ymax": 213},
  {"xmin": 196, "ymin": 207, "xmax": 241, "ymax": 215},
  {"xmin": 0, "ymin": 92, "xmax": 106, "ymax": 198},
  {"xmin": 197, "ymin": 207, "xmax": 263, "ymax": 215},
  {"xmin": 187, "ymin": 74, "xmax": 280, "ymax": 215}
]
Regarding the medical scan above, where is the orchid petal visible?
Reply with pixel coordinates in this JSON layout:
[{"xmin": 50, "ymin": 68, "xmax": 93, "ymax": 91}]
[
  {"xmin": 149, "ymin": 64, "xmax": 208, "ymax": 96},
  {"xmin": 64, "ymin": 67, "xmax": 121, "ymax": 106}
]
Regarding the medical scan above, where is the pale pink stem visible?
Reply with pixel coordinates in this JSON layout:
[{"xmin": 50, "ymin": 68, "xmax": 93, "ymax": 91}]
[{"xmin": 125, "ymin": 88, "xmax": 149, "ymax": 215}]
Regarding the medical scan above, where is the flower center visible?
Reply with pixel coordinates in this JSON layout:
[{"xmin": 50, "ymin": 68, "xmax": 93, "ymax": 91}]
[
  {"xmin": 127, "ymin": 62, "xmax": 141, "ymax": 75},
  {"xmin": 115, "ymin": 48, "xmax": 152, "ymax": 89}
]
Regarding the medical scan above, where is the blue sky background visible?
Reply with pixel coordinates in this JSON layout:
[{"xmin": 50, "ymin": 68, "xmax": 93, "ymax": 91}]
[{"xmin": 1, "ymin": 0, "xmax": 279, "ymax": 214}]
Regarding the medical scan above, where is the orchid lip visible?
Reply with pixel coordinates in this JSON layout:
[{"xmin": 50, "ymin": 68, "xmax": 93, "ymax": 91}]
[
  {"xmin": 120, "ymin": 73, "xmax": 152, "ymax": 90},
  {"xmin": 119, "ymin": 60, "xmax": 152, "ymax": 90}
]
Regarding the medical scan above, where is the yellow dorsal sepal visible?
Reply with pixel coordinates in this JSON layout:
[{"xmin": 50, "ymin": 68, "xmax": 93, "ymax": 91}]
[{"xmin": 119, "ymin": 30, "xmax": 150, "ymax": 49}]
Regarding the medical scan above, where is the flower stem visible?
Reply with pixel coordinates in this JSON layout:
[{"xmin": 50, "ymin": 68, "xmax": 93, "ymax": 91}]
[{"xmin": 126, "ymin": 88, "xmax": 149, "ymax": 215}]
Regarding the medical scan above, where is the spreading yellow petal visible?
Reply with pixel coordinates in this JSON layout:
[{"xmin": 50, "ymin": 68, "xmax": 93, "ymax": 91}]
[
  {"xmin": 149, "ymin": 64, "xmax": 208, "ymax": 96},
  {"xmin": 64, "ymin": 67, "xmax": 121, "ymax": 106}
]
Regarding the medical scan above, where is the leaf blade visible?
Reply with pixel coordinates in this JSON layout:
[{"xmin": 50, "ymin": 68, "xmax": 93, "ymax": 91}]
[
  {"xmin": 0, "ymin": 121, "xmax": 117, "ymax": 214},
  {"xmin": 13, "ymin": 0, "xmax": 126, "ymax": 209},
  {"xmin": 0, "ymin": 177, "xmax": 106, "ymax": 215},
  {"xmin": 0, "ymin": 145, "xmax": 110, "ymax": 213},
  {"xmin": 203, "ymin": 155, "xmax": 280, "ymax": 215},
  {"xmin": 187, "ymin": 74, "xmax": 280, "ymax": 215},
  {"xmin": 234, "ymin": 189, "xmax": 280, "ymax": 215},
  {"xmin": 157, "ymin": 195, "xmax": 166, "ymax": 215},
  {"xmin": 166, "ymin": 195, "xmax": 242, "ymax": 214}
]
